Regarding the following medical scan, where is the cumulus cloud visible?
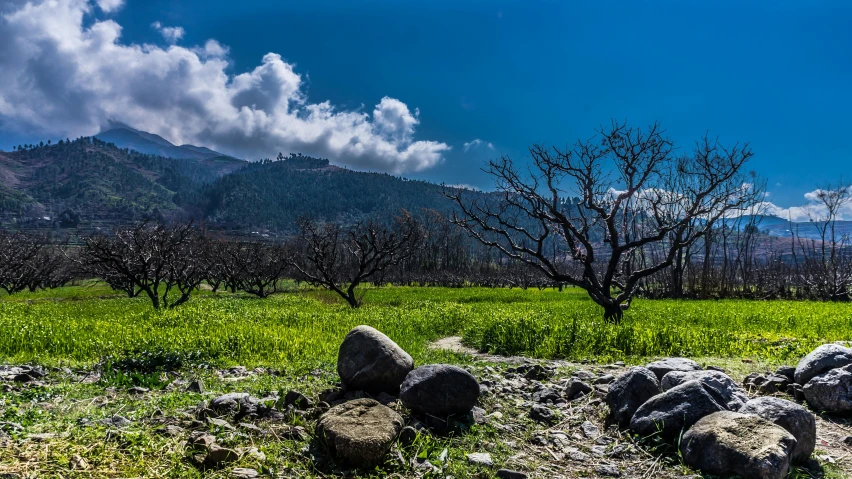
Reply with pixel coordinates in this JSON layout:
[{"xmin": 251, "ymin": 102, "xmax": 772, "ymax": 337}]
[
  {"xmin": 463, "ymin": 138, "xmax": 494, "ymax": 152},
  {"xmin": 759, "ymin": 187, "xmax": 852, "ymax": 222},
  {"xmin": 0, "ymin": 0, "xmax": 449, "ymax": 173},
  {"xmin": 151, "ymin": 21, "xmax": 184, "ymax": 43},
  {"xmin": 96, "ymin": 0, "xmax": 122, "ymax": 13}
]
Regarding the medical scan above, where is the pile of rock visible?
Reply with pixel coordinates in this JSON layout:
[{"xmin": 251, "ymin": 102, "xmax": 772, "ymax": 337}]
[
  {"xmin": 606, "ymin": 356, "xmax": 817, "ymax": 479},
  {"xmin": 796, "ymin": 343, "xmax": 852, "ymax": 413},
  {"xmin": 319, "ymin": 325, "xmax": 483, "ymax": 467}
]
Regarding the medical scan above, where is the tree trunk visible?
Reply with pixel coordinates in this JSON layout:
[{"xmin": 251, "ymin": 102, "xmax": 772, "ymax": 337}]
[{"xmin": 602, "ymin": 303, "xmax": 624, "ymax": 324}]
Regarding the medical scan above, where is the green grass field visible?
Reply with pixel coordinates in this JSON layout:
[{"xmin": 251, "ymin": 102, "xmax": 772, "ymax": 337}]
[{"xmin": 2, "ymin": 284, "xmax": 851, "ymax": 368}]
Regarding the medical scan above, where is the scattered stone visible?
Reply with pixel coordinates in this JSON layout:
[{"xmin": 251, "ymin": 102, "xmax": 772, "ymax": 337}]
[
  {"xmin": 630, "ymin": 380, "xmax": 727, "ymax": 442},
  {"xmin": 337, "ymin": 325, "xmax": 413, "ymax": 393},
  {"xmin": 186, "ymin": 379, "xmax": 205, "ymax": 393},
  {"xmin": 740, "ymin": 396, "xmax": 816, "ymax": 463},
  {"xmin": 776, "ymin": 365, "xmax": 796, "ymax": 382},
  {"xmin": 605, "ymin": 367, "xmax": 661, "ymax": 427},
  {"xmin": 28, "ymin": 432, "xmax": 56, "ymax": 441},
  {"xmin": 496, "ymin": 469, "xmax": 528, "ymax": 479},
  {"xmin": 660, "ymin": 370, "xmax": 749, "ymax": 410},
  {"xmin": 231, "ymin": 468, "xmax": 259, "ymax": 479},
  {"xmin": 680, "ymin": 411, "xmax": 796, "ymax": 479},
  {"xmin": 533, "ymin": 387, "xmax": 561, "ymax": 404},
  {"xmin": 645, "ymin": 357, "xmax": 702, "ymax": 381},
  {"xmin": 564, "ymin": 378, "xmax": 593, "ymax": 400},
  {"xmin": 759, "ymin": 374, "xmax": 792, "ymax": 394},
  {"xmin": 466, "ymin": 452, "xmax": 494, "ymax": 467},
  {"xmin": 581, "ymin": 421, "xmax": 600, "ymax": 439},
  {"xmin": 98, "ymin": 415, "xmax": 131, "ymax": 428},
  {"xmin": 187, "ymin": 432, "xmax": 217, "ymax": 451},
  {"xmin": 207, "ymin": 417, "xmax": 236, "ymax": 431},
  {"xmin": 595, "ymin": 464, "xmax": 621, "ymax": 477},
  {"xmin": 514, "ymin": 363, "xmax": 553, "ymax": 381},
  {"xmin": 787, "ymin": 383, "xmax": 805, "ymax": 402},
  {"xmin": 69, "ymin": 454, "xmax": 89, "ymax": 470},
  {"xmin": 205, "ymin": 444, "xmax": 240, "ymax": 465},
  {"xmin": 794, "ymin": 343, "xmax": 852, "ymax": 385},
  {"xmin": 400, "ymin": 364, "xmax": 480, "ymax": 417},
  {"xmin": 154, "ymin": 425, "xmax": 185, "ymax": 437},
  {"xmin": 529, "ymin": 404, "xmax": 555, "ymax": 424},
  {"xmin": 209, "ymin": 393, "xmax": 259, "ymax": 417},
  {"xmin": 471, "ymin": 406, "xmax": 487, "ymax": 424},
  {"xmin": 594, "ymin": 374, "xmax": 615, "ymax": 385},
  {"xmin": 398, "ymin": 425, "xmax": 418, "ymax": 446},
  {"xmin": 802, "ymin": 364, "xmax": 852, "ymax": 413},
  {"xmin": 283, "ymin": 390, "xmax": 313, "ymax": 410},
  {"xmin": 127, "ymin": 386, "xmax": 149, "ymax": 394},
  {"xmin": 568, "ymin": 449, "xmax": 590, "ymax": 462},
  {"xmin": 316, "ymin": 398, "xmax": 403, "ymax": 467},
  {"xmin": 843, "ymin": 436, "xmax": 852, "ymax": 446}
]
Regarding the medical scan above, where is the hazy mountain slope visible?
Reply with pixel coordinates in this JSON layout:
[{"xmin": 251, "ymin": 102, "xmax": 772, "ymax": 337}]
[{"xmin": 94, "ymin": 122, "xmax": 233, "ymax": 160}]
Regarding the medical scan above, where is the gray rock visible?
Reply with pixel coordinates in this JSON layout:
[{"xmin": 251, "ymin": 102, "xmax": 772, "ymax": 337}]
[
  {"xmin": 186, "ymin": 379, "xmax": 204, "ymax": 393},
  {"xmin": 645, "ymin": 357, "xmax": 702, "ymax": 381},
  {"xmin": 496, "ymin": 469, "xmax": 528, "ymax": 479},
  {"xmin": 209, "ymin": 393, "xmax": 259, "ymax": 417},
  {"xmin": 759, "ymin": 374, "xmax": 791, "ymax": 394},
  {"xmin": 776, "ymin": 365, "xmax": 796, "ymax": 382},
  {"xmin": 205, "ymin": 444, "xmax": 240, "ymax": 465},
  {"xmin": 529, "ymin": 404, "xmax": 555, "ymax": 423},
  {"xmin": 794, "ymin": 343, "xmax": 852, "ymax": 385},
  {"xmin": 680, "ymin": 411, "xmax": 796, "ymax": 479},
  {"xmin": 581, "ymin": 421, "xmax": 600, "ymax": 439},
  {"xmin": 605, "ymin": 367, "xmax": 661, "ymax": 427},
  {"xmin": 740, "ymin": 397, "xmax": 816, "ymax": 463},
  {"xmin": 316, "ymin": 398, "xmax": 403, "ymax": 467},
  {"xmin": 630, "ymin": 380, "xmax": 727, "ymax": 442},
  {"xmin": 533, "ymin": 388, "xmax": 561, "ymax": 403},
  {"xmin": 337, "ymin": 325, "xmax": 413, "ymax": 394},
  {"xmin": 400, "ymin": 364, "xmax": 480, "ymax": 417},
  {"xmin": 283, "ymin": 390, "xmax": 313, "ymax": 410},
  {"xmin": 127, "ymin": 386, "xmax": 149, "ymax": 394},
  {"xmin": 98, "ymin": 415, "xmax": 131, "ymax": 428},
  {"xmin": 398, "ymin": 425, "xmax": 418, "ymax": 446},
  {"xmin": 802, "ymin": 364, "xmax": 852, "ymax": 413},
  {"xmin": 661, "ymin": 370, "xmax": 749, "ymax": 410},
  {"xmin": 595, "ymin": 464, "xmax": 621, "ymax": 477},
  {"xmin": 466, "ymin": 452, "xmax": 493, "ymax": 467},
  {"xmin": 564, "ymin": 378, "xmax": 593, "ymax": 400},
  {"xmin": 231, "ymin": 468, "xmax": 258, "ymax": 479}
]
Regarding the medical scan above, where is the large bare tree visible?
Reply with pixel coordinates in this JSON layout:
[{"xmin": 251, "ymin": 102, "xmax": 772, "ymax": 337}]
[
  {"xmin": 290, "ymin": 212, "xmax": 423, "ymax": 307},
  {"xmin": 447, "ymin": 121, "xmax": 761, "ymax": 322}
]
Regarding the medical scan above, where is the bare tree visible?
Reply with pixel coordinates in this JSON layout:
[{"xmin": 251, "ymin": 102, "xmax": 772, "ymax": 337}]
[
  {"xmin": 78, "ymin": 221, "xmax": 205, "ymax": 308},
  {"xmin": 229, "ymin": 241, "xmax": 291, "ymax": 297},
  {"xmin": 792, "ymin": 181, "xmax": 852, "ymax": 301},
  {"xmin": 290, "ymin": 212, "xmax": 423, "ymax": 307},
  {"xmin": 0, "ymin": 231, "xmax": 58, "ymax": 294},
  {"xmin": 447, "ymin": 121, "xmax": 760, "ymax": 322}
]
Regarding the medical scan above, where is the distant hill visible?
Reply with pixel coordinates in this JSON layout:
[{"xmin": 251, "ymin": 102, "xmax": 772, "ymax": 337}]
[
  {"xmin": 728, "ymin": 215, "xmax": 852, "ymax": 241},
  {"xmin": 0, "ymin": 137, "xmax": 245, "ymax": 226},
  {"xmin": 94, "ymin": 121, "xmax": 233, "ymax": 160}
]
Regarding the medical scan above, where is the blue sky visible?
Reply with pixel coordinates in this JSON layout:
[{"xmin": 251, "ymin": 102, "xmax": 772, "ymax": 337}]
[{"xmin": 1, "ymin": 0, "xmax": 851, "ymax": 211}]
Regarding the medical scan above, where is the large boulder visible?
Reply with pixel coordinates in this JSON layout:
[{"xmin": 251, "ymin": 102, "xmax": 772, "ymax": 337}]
[
  {"xmin": 316, "ymin": 398, "xmax": 404, "ymax": 467},
  {"xmin": 739, "ymin": 397, "xmax": 816, "ymax": 464},
  {"xmin": 802, "ymin": 364, "xmax": 852, "ymax": 413},
  {"xmin": 645, "ymin": 357, "xmax": 702, "ymax": 381},
  {"xmin": 661, "ymin": 370, "xmax": 749, "ymax": 410},
  {"xmin": 337, "ymin": 326, "xmax": 414, "ymax": 393},
  {"xmin": 605, "ymin": 367, "xmax": 661, "ymax": 427},
  {"xmin": 794, "ymin": 343, "xmax": 852, "ymax": 385},
  {"xmin": 680, "ymin": 411, "xmax": 797, "ymax": 479},
  {"xmin": 630, "ymin": 380, "xmax": 727, "ymax": 442},
  {"xmin": 400, "ymin": 364, "xmax": 480, "ymax": 418}
]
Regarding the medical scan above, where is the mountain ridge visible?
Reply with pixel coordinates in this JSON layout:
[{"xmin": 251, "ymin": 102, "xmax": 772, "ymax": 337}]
[{"xmin": 94, "ymin": 121, "xmax": 234, "ymax": 161}]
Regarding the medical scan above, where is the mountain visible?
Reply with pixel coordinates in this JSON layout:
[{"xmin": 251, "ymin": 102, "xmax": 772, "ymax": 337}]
[
  {"xmin": 0, "ymin": 136, "xmax": 245, "ymax": 226},
  {"xmin": 202, "ymin": 154, "xmax": 460, "ymax": 230},
  {"xmin": 94, "ymin": 121, "xmax": 233, "ymax": 160},
  {"xmin": 725, "ymin": 215, "xmax": 852, "ymax": 241}
]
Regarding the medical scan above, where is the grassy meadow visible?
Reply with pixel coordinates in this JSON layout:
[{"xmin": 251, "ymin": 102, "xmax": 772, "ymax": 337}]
[{"xmin": 2, "ymin": 283, "xmax": 851, "ymax": 368}]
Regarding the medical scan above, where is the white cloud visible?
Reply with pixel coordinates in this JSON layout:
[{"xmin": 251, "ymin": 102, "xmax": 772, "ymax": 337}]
[
  {"xmin": 0, "ymin": 0, "xmax": 449, "ymax": 173},
  {"xmin": 96, "ymin": 0, "xmax": 123, "ymax": 13},
  {"xmin": 151, "ymin": 21, "xmax": 184, "ymax": 44},
  {"xmin": 463, "ymin": 138, "xmax": 494, "ymax": 152},
  {"xmin": 760, "ymin": 187, "xmax": 852, "ymax": 222}
]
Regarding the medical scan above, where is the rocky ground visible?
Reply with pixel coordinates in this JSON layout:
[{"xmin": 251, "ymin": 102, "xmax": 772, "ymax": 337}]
[{"xmin": 0, "ymin": 339, "xmax": 850, "ymax": 478}]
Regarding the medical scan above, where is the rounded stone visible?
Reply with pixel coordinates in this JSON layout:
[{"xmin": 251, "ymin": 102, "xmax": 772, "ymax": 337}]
[
  {"xmin": 316, "ymin": 398, "xmax": 404, "ymax": 467},
  {"xmin": 794, "ymin": 343, "xmax": 852, "ymax": 385},
  {"xmin": 400, "ymin": 364, "xmax": 480, "ymax": 417},
  {"xmin": 605, "ymin": 366, "xmax": 661, "ymax": 428},
  {"xmin": 802, "ymin": 364, "xmax": 852, "ymax": 413},
  {"xmin": 681, "ymin": 411, "xmax": 797, "ymax": 479},
  {"xmin": 337, "ymin": 325, "xmax": 413, "ymax": 394},
  {"xmin": 645, "ymin": 357, "xmax": 702, "ymax": 381},
  {"xmin": 739, "ymin": 396, "xmax": 816, "ymax": 464}
]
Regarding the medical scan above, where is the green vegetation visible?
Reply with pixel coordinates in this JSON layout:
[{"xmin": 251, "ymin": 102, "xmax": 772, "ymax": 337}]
[{"xmin": 2, "ymin": 285, "xmax": 851, "ymax": 368}]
